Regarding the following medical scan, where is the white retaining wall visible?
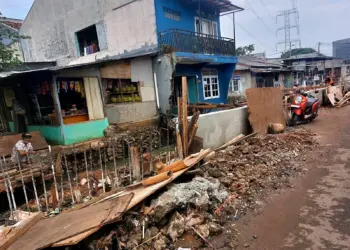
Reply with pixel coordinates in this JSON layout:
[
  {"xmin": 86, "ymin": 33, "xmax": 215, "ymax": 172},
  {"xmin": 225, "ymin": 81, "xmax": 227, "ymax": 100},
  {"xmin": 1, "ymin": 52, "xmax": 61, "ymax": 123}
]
[{"xmin": 196, "ymin": 107, "xmax": 249, "ymax": 149}]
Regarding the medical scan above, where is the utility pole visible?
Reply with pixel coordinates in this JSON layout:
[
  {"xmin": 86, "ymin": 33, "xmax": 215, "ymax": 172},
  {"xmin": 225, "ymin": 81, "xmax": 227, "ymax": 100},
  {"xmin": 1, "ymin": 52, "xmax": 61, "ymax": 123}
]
[
  {"xmin": 276, "ymin": 0, "xmax": 301, "ymax": 55},
  {"xmin": 318, "ymin": 42, "xmax": 321, "ymax": 53}
]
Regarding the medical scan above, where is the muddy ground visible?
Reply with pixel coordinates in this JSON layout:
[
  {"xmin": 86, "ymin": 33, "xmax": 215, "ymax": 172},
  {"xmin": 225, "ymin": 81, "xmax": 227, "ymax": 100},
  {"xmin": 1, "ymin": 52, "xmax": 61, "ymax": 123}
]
[{"xmin": 232, "ymin": 106, "xmax": 350, "ymax": 250}]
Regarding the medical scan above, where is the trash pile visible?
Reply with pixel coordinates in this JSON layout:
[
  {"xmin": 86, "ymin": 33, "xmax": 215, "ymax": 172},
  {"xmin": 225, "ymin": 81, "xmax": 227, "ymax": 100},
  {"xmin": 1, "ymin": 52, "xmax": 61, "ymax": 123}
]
[{"xmin": 92, "ymin": 128, "xmax": 316, "ymax": 250}]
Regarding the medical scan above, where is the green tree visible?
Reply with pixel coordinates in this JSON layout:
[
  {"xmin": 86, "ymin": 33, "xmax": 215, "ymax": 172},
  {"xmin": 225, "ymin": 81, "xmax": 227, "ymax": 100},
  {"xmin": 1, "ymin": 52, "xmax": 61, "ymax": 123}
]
[
  {"xmin": 281, "ymin": 48, "xmax": 317, "ymax": 58},
  {"xmin": 236, "ymin": 44, "xmax": 255, "ymax": 56},
  {"xmin": 0, "ymin": 24, "xmax": 29, "ymax": 70}
]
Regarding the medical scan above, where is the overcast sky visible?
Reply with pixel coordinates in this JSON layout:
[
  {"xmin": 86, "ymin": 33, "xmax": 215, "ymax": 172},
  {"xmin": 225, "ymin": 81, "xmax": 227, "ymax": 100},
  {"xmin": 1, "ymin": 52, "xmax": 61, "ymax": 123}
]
[{"xmin": 1, "ymin": 0, "xmax": 349, "ymax": 57}]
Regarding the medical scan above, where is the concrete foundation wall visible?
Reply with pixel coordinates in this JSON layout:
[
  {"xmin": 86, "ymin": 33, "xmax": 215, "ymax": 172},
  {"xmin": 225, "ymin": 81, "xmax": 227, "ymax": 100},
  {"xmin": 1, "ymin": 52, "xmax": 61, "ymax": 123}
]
[
  {"xmin": 20, "ymin": 0, "xmax": 157, "ymax": 66},
  {"xmin": 106, "ymin": 101, "xmax": 158, "ymax": 124},
  {"xmin": 196, "ymin": 107, "xmax": 249, "ymax": 149}
]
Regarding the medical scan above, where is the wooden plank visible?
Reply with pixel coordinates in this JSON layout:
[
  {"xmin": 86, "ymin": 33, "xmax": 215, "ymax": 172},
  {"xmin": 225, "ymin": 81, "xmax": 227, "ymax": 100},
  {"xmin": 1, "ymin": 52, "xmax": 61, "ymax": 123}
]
[
  {"xmin": 100, "ymin": 61, "xmax": 131, "ymax": 79},
  {"xmin": 188, "ymin": 111, "xmax": 200, "ymax": 136},
  {"xmin": 130, "ymin": 146, "xmax": 141, "ymax": 181},
  {"xmin": 177, "ymin": 97, "xmax": 183, "ymax": 142},
  {"xmin": 188, "ymin": 124, "xmax": 198, "ymax": 147},
  {"xmin": 0, "ymin": 132, "xmax": 48, "ymax": 157},
  {"xmin": 176, "ymin": 131, "xmax": 184, "ymax": 159},
  {"xmin": 182, "ymin": 77, "xmax": 189, "ymax": 157},
  {"xmin": 246, "ymin": 87, "xmax": 286, "ymax": 135},
  {"xmin": 8, "ymin": 193, "xmax": 134, "ymax": 250},
  {"xmin": 0, "ymin": 212, "xmax": 43, "ymax": 250}
]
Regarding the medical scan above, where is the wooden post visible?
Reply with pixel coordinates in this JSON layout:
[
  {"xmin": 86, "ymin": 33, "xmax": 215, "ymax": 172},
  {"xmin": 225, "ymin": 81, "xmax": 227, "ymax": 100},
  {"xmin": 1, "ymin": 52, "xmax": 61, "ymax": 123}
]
[
  {"xmin": 182, "ymin": 77, "xmax": 188, "ymax": 157},
  {"xmin": 51, "ymin": 76, "xmax": 64, "ymax": 126},
  {"xmin": 130, "ymin": 146, "xmax": 141, "ymax": 182},
  {"xmin": 177, "ymin": 97, "xmax": 184, "ymax": 159}
]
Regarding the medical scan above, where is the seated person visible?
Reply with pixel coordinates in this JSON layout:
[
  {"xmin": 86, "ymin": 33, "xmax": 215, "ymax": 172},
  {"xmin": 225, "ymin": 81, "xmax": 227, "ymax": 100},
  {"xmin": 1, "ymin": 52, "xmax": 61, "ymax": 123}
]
[{"xmin": 11, "ymin": 133, "xmax": 34, "ymax": 164}]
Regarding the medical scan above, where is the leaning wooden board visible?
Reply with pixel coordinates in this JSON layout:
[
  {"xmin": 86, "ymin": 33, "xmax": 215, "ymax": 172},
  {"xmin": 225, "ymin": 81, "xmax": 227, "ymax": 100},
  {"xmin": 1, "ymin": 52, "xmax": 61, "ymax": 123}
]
[
  {"xmin": 246, "ymin": 87, "xmax": 286, "ymax": 135},
  {"xmin": 0, "ymin": 131, "xmax": 48, "ymax": 157},
  {"xmin": 8, "ymin": 193, "xmax": 134, "ymax": 250}
]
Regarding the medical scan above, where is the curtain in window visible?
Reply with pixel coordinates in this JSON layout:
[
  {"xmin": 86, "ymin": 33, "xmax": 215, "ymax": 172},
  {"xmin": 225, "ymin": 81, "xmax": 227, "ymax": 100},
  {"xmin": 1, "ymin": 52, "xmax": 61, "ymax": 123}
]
[{"xmin": 84, "ymin": 77, "xmax": 104, "ymax": 120}]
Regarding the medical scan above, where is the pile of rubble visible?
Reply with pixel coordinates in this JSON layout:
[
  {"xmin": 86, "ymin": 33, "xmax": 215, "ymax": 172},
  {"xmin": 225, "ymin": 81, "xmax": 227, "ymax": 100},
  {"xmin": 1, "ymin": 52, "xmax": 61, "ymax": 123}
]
[{"xmin": 106, "ymin": 128, "xmax": 316, "ymax": 250}]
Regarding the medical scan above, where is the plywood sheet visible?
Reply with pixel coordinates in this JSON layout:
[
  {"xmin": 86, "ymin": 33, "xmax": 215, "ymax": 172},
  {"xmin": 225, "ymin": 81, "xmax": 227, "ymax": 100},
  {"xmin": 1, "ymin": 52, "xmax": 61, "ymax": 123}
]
[
  {"xmin": 246, "ymin": 87, "xmax": 286, "ymax": 135},
  {"xmin": 8, "ymin": 193, "xmax": 134, "ymax": 250},
  {"xmin": 100, "ymin": 61, "xmax": 131, "ymax": 79},
  {"xmin": 0, "ymin": 131, "xmax": 48, "ymax": 157}
]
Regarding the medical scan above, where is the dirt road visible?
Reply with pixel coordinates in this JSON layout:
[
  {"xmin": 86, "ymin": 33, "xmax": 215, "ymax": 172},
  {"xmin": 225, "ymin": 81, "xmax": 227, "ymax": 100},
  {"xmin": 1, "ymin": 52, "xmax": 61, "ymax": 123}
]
[{"xmin": 236, "ymin": 107, "xmax": 350, "ymax": 250}]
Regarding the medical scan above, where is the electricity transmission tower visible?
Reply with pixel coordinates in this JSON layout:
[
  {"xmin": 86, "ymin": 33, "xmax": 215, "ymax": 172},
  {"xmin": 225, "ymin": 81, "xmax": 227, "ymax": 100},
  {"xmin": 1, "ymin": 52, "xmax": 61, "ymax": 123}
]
[{"xmin": 276, "ymin": 0, "xmax": 301, "ymax": 54}]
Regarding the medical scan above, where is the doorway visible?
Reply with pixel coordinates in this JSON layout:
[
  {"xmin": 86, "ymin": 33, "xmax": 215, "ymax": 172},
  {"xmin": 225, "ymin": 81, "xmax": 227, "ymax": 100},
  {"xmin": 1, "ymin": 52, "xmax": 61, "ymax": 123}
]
[{"xmin": 173, "ymin": 76, "xmax": 198, "ymax": 104}]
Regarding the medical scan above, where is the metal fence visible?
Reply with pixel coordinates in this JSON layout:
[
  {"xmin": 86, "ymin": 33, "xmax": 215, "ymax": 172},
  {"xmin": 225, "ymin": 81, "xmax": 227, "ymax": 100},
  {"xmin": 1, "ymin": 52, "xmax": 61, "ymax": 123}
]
[
  {"xmin": 0, "ymin": 127, "xmax": 175, "ymax": 216},
  {"xmin": 158, "ymin": 29, "xmax": 236, "ymax": 56}
]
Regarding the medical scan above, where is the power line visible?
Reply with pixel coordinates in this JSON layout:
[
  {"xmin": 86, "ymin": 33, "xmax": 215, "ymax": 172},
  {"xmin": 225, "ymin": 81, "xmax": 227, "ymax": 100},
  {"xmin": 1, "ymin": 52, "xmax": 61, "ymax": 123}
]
[
  {"xmin": 235, "ymin": 21, "xmax": 276, "ymax": 52},
  {"xmin": 244, "ymin": 0, "xmax": 275, "ymax": 36},
  {"xmin": 259, "ymin": 0, "xmax": 275, "ymax": 21}
]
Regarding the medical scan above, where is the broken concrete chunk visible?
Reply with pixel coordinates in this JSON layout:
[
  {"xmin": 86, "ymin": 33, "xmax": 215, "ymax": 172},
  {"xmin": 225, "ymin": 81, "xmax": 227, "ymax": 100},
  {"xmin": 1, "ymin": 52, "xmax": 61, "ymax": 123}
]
[
  {"xmin": 185, "ymin": 212, "xmax": 205, "ymax": 228},
  {"xmin": 209, "ymin": 222, "xmax": 223, "ymax": 235},
  {"xmin": 167, "ymin": 212, "xmax": 185, "ymax": 242},
  {"xmin": 150, "ymin": 177, "xmax": 229, "ymax": 222},
  {"xmin": 195, "ymin": 224, "xmax": 210, "ymax": 238}
]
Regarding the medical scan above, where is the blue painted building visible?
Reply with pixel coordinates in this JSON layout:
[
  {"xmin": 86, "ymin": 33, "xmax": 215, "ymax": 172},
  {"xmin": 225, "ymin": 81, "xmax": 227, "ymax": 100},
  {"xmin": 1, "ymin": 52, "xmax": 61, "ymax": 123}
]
[{"xmin": 153, "ymin": 0, "xmax": 243, "ymax": 114}]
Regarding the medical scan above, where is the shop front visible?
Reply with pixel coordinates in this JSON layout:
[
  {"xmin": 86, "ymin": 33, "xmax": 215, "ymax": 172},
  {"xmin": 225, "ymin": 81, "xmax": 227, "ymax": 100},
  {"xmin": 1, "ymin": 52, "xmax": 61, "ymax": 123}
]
[{"xmin": 2, "ymin": 68, "xmax": 108, "ymax": 145}]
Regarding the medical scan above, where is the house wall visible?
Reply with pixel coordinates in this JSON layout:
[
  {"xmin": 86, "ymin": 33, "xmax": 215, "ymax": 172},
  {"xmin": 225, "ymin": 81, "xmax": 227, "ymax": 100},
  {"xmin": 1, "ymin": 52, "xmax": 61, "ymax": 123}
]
[
  {"xmin": 196, "ymin": 107, "xmax": 249, "ymax": 149},
  {"xmin": 153, "ymin": 54, "xmax": 175, "ymax": 114},
  {"xmin": 155, "ymin": 0, "xmax": 221, "ymax": 35},
  {"xmin": 228, "ymin": 70, "xmax": 254, "ymax": 97},
  {"xmin": 175, "ymin": 63, "xmax": 236, "ymax": 104},
  {"xmin": 19, "ymin": 0, "xmax": 157, "ymax": 66},
  {"xmin": 103, "ymin": 57, "xmax": 158, "ymax": 124}
]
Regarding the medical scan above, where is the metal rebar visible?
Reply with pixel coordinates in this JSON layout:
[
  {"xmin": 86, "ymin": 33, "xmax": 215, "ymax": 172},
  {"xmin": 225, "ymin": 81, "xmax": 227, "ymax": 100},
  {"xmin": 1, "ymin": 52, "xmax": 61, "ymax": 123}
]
[
  {"xmin": 48, "ymin": 146, "xmax": 60, "ymax": 205},
  {"xmin": 73, "ymin": 144, "xmax": 78, "ymax": 185},
  {"xmin": 0, "ymin": 158, "xmax": 14, "ymax": 218},
  {"xmin": 89, "ymin": 143, "xmax": 93, "ymax": 174},
  {"xmin": 112, "ymin": 138, "xmax": 119, "ymax": 188},
  {"xmin": 140, "ymin": 136, "xmax": 144, "ymax": 180},
  {"xmin": 27, "ymin": 157, "xmax": 41, "ymax": 212},
  {"xmin": 39, "ymin": 161, "xmax": 49, "ymax": 213},
  {"xmin": 2, "ymin": 156, "xmax": 17, "ymax": 218},
  {"xmin": 83, "ymin": 149, "xmax": 91, "ymax": 193},
  {"xmin": 126, "ymin": 139, "xmax": 133, "ymax": 184},
  {"xmin": 98, "ymin": 143, "xmax": 106, "ymax": 193},
  {"xmin": 15, "ymin": 153, "xmax": 29, "ymax": 211},
  {"xmin": 103, "ymin": 141, "xmax": 109, "ymax": 187},
  {"xmin": 63, "ymin": 151, "xmax": 75, "ymax": 205},
  {"xmin": 149, "ymin": 138, "xmax": 153, "ymax": 172}
]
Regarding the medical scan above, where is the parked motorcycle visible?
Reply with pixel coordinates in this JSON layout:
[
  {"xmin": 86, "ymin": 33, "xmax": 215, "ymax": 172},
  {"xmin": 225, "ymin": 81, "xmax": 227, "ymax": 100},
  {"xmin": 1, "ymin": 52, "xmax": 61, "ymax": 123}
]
[{"xmin": 290, "ymin": 91, "xmax": 320, "ymax": 125}]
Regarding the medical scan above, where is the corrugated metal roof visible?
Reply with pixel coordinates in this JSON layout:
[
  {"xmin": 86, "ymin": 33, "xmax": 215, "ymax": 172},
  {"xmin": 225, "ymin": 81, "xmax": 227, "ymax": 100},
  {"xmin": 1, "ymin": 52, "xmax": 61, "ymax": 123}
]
[{"xmin": 238, "ymin": 55, "xmax": 284, "ymax": 69}]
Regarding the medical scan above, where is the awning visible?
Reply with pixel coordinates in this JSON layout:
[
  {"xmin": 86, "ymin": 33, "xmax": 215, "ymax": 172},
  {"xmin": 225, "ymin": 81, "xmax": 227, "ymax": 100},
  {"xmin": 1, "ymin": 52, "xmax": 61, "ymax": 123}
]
[{"xmin": 181, "ymin": 0, "xmax": 244, "ymax": 13}]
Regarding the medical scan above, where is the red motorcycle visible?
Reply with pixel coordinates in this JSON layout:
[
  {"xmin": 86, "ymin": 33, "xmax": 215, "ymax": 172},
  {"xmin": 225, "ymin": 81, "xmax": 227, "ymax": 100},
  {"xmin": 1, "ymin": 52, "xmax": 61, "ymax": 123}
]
[{"xmin": 290, "ymin": 91, "xmax": 320, "ymax": 125}]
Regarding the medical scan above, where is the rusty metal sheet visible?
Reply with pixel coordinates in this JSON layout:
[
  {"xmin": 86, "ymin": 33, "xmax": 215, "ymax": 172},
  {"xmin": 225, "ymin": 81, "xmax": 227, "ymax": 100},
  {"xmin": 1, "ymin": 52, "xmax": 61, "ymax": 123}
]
[{"xmin": 0, "ymin": 131, "xmax": 48, "ymax": 157}]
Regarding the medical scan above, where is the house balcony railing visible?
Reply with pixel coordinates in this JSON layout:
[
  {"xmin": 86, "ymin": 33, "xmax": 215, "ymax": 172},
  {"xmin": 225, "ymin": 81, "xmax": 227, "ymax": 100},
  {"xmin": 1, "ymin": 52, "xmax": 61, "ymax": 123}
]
[{"xmin": 158, "ymin": 29, "xmax": 236, "ymax": 56}]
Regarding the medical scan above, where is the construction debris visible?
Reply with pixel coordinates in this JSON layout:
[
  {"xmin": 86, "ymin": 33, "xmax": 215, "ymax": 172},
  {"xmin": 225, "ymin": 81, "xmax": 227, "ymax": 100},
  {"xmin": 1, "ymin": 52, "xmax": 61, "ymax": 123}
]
[
  {"xmin": 105, "ymin": 128, "xmax": 316, "ymax": 250},
  {"xmin": 326, "ymin": 86, "xmax": 350, "ymax": 107}
]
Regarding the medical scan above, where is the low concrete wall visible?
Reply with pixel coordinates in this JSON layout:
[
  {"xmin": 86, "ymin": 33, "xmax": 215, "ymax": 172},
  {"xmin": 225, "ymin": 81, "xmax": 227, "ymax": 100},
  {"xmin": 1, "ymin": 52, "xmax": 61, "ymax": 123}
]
[
  {"xmin": 196, "ymin": 107, "xmax": 249, "ymax": 149},
  {"xmin": 105, "ymin": 101, "xmax": 158, "ymax": 124}
]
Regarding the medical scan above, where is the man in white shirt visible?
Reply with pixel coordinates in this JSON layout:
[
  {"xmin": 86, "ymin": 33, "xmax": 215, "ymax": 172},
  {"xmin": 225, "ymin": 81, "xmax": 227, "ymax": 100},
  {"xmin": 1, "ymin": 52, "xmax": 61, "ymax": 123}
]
[{"xmin": 11, "ymin": 133, "xmax": 34, "ymax": 164}]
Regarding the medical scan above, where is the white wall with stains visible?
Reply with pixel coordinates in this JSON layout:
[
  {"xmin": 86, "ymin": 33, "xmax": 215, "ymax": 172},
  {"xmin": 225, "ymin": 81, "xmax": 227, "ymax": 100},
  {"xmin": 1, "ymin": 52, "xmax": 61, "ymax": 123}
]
[{"xmin": 19, "ymin": 0, "xmax": 157, "ymax": 66}]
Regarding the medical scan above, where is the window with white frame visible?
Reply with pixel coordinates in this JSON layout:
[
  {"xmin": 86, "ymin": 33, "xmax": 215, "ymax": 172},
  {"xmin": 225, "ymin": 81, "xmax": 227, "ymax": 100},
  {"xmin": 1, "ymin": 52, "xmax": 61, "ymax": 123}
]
[
  {"xmin": 230, "ymin": 80, "xmax": 239, "ymax": 92},
  {"xmin": 195, "ymin": 17, "xmax": 218, "ymax": 37},
  {"xmin": 202, "ymin": 69, "xmax": 219, "ymax": 99}
]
